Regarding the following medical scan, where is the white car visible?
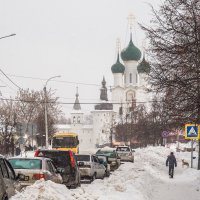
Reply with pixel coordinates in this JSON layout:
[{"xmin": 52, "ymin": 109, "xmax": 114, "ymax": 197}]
[
  {"xmin": 8, "ymin": 157, "xmax": 63, "ymax": 189},
  {"xmin": 116, "ymin": 146, "xmax": 134, "ymax": 163},
  {"xmin": 76, "ymin": 154, "xmax": 106, "ymax": 182}
]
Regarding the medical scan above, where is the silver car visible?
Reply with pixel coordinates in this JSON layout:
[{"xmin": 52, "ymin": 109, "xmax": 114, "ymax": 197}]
[
  {"xmin": 116, "ymin": 146, "xmax": 134, "ymax": 162},
  {"xmin": 8, "ymin": 157, "xmax": 62, "ymax": 189},
  {"xmin": 0, "ymin": 155, "xmax": 17, "ymax": 199},
  {"xmin": 76, "ymin": 154, "xmax": 106, "ymax": 182}
]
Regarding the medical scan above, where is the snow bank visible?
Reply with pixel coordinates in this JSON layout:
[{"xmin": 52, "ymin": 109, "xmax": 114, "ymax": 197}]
[
  {"xmin": 11, "ymin": 180, "xmax": 73, "ymax": 200},
  {"xmin": 11, "ymin": 180, "xmax": 98, "ymax": 200},
  {"xmin": 11, "ymin": 146, "xmax": 200, "ymax": 200}
]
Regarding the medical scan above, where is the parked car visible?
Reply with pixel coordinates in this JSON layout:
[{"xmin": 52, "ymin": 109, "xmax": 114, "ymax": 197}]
[
  {"xmin": 75, "ymin": 154, "xmax": 106, "ymax": 182},
  {"xmin": 96, "ymin": 148, "xmax": 120, "ymax": 171},
  {"xmin": 8, "ymin": 157, "xmax": 62, "ymax": 189},
  {"xmin": 0, "ymin": 155, "xmax": 17, "ymax": 199},
  {"xmin": 116, "ymin": 146, "xmax": 134, "ymax": 163},
  {"xmin": 34, "ymin": 149, "xmax": 81, "ymax": 188},
  {"xmin": 96, "ymin": 155, "xmax": 110, "ymax": 177}
]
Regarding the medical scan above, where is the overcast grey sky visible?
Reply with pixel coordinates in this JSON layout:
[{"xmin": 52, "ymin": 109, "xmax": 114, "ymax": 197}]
[{"xmin": 0, "ymin": 0, "xmax": 160, "ymax": 116}]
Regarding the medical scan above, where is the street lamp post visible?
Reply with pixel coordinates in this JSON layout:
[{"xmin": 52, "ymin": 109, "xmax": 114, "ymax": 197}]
[{"xmin": 44, "ymin": 75, "xmax": 61, "ymax": 149}]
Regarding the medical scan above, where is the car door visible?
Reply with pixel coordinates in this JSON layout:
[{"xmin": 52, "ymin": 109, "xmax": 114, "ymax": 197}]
[
  {"xmin": 46, "ymin": 160, "xmax": 61, "ymax": 183},
  {"xmin": 49, "ymin": 160, "xmax": 62, "ymax": 184},
  {"xmin": 91, "ymin": 156, "xmax": 98, "ymax": 176},
  {"xmin": 96, "ymin": 157, "xmax": 105, "ymax": 177},
  {"xmin": 0, "ymin": 169, "xmax": 6, "ymax": 199},
  {"xmin": 0, "ymin": 158, "xmax": 15, "ymax": 198},
  {"xmin": 93, "ymin": 156, "xmax": 102, "ymax": 178}
]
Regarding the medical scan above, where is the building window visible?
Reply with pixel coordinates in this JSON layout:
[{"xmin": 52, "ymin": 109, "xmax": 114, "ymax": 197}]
[
  {"xmin": 77, "ymin": 116, "xmax": 80, "ymax": 123},
  {"xmin": 130, "ymin": 73, "xmax": 132, "ymax": 83},
  {"xmin": 73, "ymin": 116, "xmax": 76, "ymax": 124}
]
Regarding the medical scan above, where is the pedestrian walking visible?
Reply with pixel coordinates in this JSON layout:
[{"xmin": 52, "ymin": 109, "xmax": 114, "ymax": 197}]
[{"xmin": 166, "ymin": 152, "xmax": 177, "ymax": 178}]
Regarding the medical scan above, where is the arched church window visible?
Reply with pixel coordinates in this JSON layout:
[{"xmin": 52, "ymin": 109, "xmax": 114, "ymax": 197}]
[
  {"xmin": 130, "ymin": 73, "xmax": 132, "ymax": 83},
  {"xmin": 73, "ymin": 116, "xmax": 76, "ymax": 124},
  {"xmin": 77, "ymin": 116, "xmax": 80, "ymax": 124}
]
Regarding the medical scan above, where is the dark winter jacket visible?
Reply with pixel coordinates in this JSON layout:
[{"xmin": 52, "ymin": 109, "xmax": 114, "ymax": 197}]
[{"xmin": 166, "ymin": 155, "xmax": 177, "ymax": 167}]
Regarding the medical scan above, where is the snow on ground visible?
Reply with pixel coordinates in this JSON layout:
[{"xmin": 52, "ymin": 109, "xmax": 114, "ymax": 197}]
[{"xmin": 11, "ymin": 146, "xmax": 200, "ymax": 200}]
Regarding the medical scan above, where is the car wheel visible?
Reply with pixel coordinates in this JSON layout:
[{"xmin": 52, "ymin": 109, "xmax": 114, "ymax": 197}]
[
  {"xmin": 101, "ymin": 172, "xmax": 105, "ymax": 180},
  {"xmin": 106, "ymin": 171, "xmax": 110, "ymax": 177},
  {"xmin": 90, "ymin": 173, "xmax": 96, "ymax": 183}
]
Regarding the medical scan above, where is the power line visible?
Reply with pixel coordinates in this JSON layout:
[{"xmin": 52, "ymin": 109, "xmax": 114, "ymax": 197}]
[
  {"xmin": 0, "ymin": 69, "xmax": 21, "ymax": 89},
  {"xmin": 7, "ymin": 73, "xmax": 101, "ymax": 87},
  {"xmin": 0, "ymin": 97, "xmax": 160, "ymax": 105},
  {"xmin": 0, "ymin": 78, "xmax": 17, "ymax": 92}
]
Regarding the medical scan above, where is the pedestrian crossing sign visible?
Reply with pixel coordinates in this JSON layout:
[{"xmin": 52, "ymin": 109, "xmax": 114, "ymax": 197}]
[{"xmin": 185, "ymin": 124, "xmax": 200, "ymax": 140}]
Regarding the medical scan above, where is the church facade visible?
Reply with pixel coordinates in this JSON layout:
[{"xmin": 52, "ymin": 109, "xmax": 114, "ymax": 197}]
[
  {"xmin": 55, "ymin": 29, "xmax": 152, "ymax": 150},
  {"xmin": 111, "ymin": 34, "xmax": 152, "ymax": 116},
  {"xmin": 55, "ymin": 78, "xmax": 115, "ymax": 150}
]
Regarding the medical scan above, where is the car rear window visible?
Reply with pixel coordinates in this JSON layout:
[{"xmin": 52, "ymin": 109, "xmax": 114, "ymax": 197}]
[
  {"xmin": 116, "ymin": 147, "xmax": 130, "ymax": 152},
  {"xmin": 96, "ymin": 150, "xmax": 116, "ymax": 157},
  {"xmin": 9, "ymin": 159, "xmax": 42, "ymax": 170},
  {"xmin": 36, "ymin": 151, "xmax": 70, "ymax": 168},
  {"xmin": 76, "ymin": 155, "xmax": 90, "ymax": 162}
]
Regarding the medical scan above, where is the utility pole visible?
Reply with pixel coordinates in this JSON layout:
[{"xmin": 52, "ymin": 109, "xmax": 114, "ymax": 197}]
[
  {"xmin": 44, "ymin": 75, "xmax": 61, "ymax": 149},
  {"xmin": 44, "ymin": 86, "xmax": 48, "ymax": 149}
]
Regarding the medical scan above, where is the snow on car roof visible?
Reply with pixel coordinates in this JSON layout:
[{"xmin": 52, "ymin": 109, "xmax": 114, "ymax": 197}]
[{"xmin": 100, "ymin": 146, "xmax": 116, "ymax": 151}]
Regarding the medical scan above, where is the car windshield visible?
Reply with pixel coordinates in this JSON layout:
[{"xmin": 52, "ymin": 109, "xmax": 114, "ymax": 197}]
[
  {"xmin": 116, "ymin": 147, "xmax": 130, "ymax": 152},
  {"xmin": 9, "ymin": 159, "xmax": 42, "ymax": 169},
  {"xmin": 76, "ymin": 155, "xmax": 90, "ymax": 162},
  {"xmin": 37, "ymin": 151, "xmax": 70, "ymax": 168},
  {"xmin": 52, "ymin": 137, "xmax": 77, "ymax": 148},
  {"xmin": 96, "ymin": 150, "xmax": 116, "ymax": 158}
]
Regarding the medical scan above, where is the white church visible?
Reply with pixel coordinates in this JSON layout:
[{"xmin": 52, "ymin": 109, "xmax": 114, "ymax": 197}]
[{"xmin": 55, "ymin": 23, "xmax": 152, "ymax": 151}]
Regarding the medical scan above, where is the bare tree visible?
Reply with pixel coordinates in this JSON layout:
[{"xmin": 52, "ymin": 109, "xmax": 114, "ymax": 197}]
[
  {"xmin": 141, "ymin": 0, "xmax": 200, "ymax": 169},
  {"xmin": 0, "ymin": 100, "xmax": 17, "ymax": 155}
]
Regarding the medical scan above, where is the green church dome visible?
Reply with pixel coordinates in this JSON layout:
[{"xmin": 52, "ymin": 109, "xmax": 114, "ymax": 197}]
[
  {"xmin": 137, "ymin": 56, "xmax": 151, "ymax": 74},
  {"xmin": 111, "ymin": 53, "xmax": 125, "ymax": 74},
  {"xmin": 121, "ymin": 34, "xmax": 141, "ymax": 61}
]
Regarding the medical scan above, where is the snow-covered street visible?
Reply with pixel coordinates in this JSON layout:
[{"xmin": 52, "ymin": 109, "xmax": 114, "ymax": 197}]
[{"xmin": 11, "ymin": 146, "xmax": 200, "ymax": 200}]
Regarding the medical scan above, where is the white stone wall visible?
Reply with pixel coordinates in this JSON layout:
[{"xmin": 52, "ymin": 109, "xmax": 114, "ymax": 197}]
[
  {"xmin": 91, "ymin": 110, "xmax": 115, "ymax": 146},
  {"xmin": 124, "ymin": 60, "xmax": 138, "ymax": 86},
  {"xmin": 113, "ymin": 73, "xmax": 124, "ymax": 87},
  {"xmin": 111, "ymin": 87, "xmax": 125, "ymax": 115}
]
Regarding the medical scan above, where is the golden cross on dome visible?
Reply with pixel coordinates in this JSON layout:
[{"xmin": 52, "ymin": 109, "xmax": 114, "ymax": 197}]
[{"xmin": 127, "ymin": 13, "xmax": 136, "ymax": 31}]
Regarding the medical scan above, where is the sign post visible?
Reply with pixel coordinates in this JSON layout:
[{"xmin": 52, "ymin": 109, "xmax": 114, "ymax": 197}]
[
  {"xmin": 185, "ymin": 124, "xmax": 200, "ymax": 168},
  {"xmin": 191, "ymin": 140, "xmax": 194, "ymax": 168}
]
